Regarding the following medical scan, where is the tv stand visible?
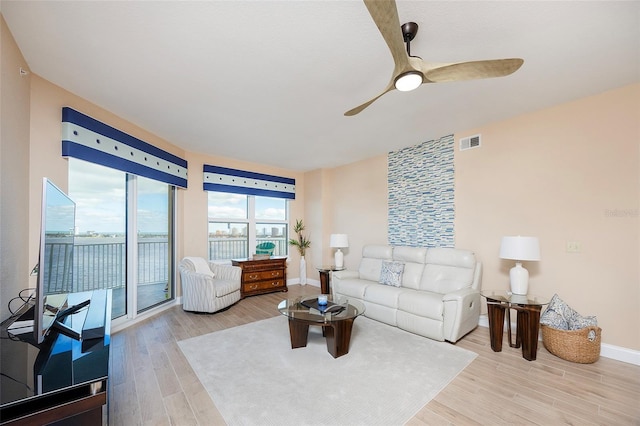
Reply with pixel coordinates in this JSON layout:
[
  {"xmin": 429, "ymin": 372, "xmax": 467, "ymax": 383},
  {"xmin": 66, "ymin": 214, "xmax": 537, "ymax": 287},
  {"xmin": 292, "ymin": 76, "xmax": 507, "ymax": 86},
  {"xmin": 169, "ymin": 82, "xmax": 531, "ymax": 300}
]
[
  {"xmin": 0, "ymin": 290, "xmax": 111, "ymax": 425},
  {"xmin": 50, "ymin": 299, "xmax": 91, "ymax": 341}
]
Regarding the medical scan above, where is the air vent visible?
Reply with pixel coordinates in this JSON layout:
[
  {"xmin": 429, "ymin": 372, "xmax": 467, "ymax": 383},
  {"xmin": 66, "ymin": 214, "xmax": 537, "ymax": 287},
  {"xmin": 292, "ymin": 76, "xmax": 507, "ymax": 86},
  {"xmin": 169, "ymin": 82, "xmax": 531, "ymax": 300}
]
[{"xmin": 459, "ymin": 134, "xmax": 481, "ymax": 151}]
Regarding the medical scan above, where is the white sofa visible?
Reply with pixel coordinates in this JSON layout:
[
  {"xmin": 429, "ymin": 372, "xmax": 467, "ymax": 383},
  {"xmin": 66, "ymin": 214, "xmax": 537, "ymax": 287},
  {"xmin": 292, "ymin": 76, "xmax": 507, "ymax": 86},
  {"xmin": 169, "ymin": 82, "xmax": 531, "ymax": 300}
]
[{"xmin": 332, "ymin": 245, "xmax": 482, "ymax": 343}]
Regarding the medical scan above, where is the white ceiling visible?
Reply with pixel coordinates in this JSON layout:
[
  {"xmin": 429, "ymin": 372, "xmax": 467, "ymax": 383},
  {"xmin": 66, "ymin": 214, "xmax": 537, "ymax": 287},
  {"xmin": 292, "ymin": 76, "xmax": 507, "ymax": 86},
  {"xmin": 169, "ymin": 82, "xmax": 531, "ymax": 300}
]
[{"xmin": 2, "ymin": 1, "xmax": 639, "ymax": 172}]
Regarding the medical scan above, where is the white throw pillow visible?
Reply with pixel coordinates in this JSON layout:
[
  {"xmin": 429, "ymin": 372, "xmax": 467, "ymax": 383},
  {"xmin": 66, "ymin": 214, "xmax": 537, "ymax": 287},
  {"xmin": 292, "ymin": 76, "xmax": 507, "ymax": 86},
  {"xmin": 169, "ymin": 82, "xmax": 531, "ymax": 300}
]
[
  {"xmin": 379, "ymin": 261, "xmax": 404, "ymax": 287},
  {"xmin": 185, "ymin": 257, "xmax": 215, "ymax": 278}
]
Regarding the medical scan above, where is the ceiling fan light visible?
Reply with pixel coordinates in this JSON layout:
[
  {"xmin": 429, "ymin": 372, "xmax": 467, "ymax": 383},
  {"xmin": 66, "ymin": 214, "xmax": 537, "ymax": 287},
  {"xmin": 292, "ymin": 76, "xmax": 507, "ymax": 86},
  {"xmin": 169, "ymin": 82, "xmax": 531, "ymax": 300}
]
[{"xmin": 394, "ymin": 72, "xmax": 423, "ymax": 91}]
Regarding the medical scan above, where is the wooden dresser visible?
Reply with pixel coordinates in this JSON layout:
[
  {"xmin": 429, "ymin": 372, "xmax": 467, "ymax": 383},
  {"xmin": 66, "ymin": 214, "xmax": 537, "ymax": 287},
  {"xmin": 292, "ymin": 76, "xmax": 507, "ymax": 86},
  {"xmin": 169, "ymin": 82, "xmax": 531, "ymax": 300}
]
[{"xmin": 232, "ymin": 256, "xmax": 288, "ymax": 298}]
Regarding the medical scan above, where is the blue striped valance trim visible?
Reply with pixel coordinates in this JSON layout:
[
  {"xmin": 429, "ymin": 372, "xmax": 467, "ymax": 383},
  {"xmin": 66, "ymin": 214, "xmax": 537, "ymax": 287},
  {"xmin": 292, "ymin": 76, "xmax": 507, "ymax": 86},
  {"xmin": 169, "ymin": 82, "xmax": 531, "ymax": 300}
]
[
  {"xmin": 203, "ymin": 165, "xmax": 295, "ymax": 199},
  {"xmin": 61, "ymin": 107, "xmax": 188, "ymax": 188}
]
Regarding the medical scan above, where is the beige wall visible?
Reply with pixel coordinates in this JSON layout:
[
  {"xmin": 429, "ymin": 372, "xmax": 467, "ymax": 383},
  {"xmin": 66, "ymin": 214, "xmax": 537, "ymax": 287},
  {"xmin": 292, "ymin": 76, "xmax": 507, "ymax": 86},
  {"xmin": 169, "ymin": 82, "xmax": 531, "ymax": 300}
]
[
  {"xmin": 317, "ymin": 155, "xmax": 389, "ymax": 270},
  {"xmin": 0, "ymin": 16, "xmax": 31, "ymax": 321},
  {"xmin": 455, "ymin": 84, "xmax": 639, "ymax": 350},
  {"xmin": 303, "ymin": 168, "xmax": 326, "ymax": 272}
]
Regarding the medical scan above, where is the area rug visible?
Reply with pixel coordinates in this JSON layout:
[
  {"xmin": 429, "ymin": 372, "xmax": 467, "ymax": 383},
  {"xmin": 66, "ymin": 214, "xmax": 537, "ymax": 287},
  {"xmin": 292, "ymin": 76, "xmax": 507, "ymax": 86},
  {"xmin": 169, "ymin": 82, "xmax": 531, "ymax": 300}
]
[{"xmin": 178, "ymin": 315, "xmax": 477, "ymax": 426}]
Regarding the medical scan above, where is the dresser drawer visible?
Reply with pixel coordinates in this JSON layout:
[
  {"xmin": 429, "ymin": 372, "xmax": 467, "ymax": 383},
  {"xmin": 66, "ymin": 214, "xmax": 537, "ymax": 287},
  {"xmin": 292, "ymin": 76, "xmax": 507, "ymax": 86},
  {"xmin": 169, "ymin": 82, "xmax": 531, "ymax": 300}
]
[
  {"xmin": 242, "ymin": 279, "xmax": 285, "ymax": 293},
  {"xmin": 240, "ymin": 261, "xmax": 285, "ymax": 272},
  {"xmin": 243, "ymin": 269, "xmax": 284, "ymax": 282}
]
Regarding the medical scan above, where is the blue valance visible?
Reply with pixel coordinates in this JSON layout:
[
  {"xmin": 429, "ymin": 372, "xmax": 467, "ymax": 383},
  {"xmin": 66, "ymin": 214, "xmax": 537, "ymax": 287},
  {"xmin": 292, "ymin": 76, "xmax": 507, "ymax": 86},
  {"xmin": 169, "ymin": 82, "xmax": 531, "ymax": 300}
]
[
  {"xmin": 61, "ymin": 107, "xmax": 188, "ymax": 188},
  {"xmin": 203, "ymin": 165, "xmax": 295, "ymax": 199}
]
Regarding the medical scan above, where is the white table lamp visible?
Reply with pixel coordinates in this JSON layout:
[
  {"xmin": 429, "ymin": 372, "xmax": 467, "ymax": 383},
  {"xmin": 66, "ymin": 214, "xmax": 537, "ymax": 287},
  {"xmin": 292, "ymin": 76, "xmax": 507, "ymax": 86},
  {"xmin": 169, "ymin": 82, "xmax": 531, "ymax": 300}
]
[
  {"xmin": 499, "ymin": 236, "xmax": 540, "ymax": 295},
  {"xmin": 330, "ymin": 234, "xmax": 349, "ymax": 268}
]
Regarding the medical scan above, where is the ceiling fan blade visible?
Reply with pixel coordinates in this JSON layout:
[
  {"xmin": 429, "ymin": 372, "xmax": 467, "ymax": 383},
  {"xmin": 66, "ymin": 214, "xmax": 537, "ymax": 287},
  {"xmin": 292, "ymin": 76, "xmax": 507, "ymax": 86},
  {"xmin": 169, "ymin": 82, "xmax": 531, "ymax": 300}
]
[
  {"xmin": 344, "ymin": 82, "xmax": 395, "ymax": 116},
  {"xmin": 363, "ymin": 0, "xmax": 410, "ymax": 72},
  {"xmin": 345, "ymin": 0, "xmax": 419, "ymax": 117},
  {"xmin": 423, "ymin": 58, "xmax": 524, "ymax": 83}
]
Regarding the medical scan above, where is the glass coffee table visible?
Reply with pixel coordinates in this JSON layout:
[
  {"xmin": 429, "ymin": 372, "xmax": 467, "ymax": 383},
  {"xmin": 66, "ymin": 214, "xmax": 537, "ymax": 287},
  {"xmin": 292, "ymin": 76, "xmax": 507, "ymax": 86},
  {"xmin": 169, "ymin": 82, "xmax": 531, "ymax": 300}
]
[{"xmin": 277, "ymin": 295, "xmax": 365, "ymax": 358}]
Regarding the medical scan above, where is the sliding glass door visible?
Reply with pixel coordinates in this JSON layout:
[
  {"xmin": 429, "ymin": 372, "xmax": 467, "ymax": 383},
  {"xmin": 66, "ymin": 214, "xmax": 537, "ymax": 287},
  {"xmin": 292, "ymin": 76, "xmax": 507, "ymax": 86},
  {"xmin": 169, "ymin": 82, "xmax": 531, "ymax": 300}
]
[{"xmin": 69, "ymin": 158, "xmax": 175, "ymax": 320}]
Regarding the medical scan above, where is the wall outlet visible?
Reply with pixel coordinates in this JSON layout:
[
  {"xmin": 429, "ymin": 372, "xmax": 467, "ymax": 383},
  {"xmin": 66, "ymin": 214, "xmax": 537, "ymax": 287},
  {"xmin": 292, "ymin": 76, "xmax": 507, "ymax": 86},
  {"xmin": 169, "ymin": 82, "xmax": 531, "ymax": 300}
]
[{"xmin": 566, "ymin": 241, "xmax": 581, "ymax": 253}]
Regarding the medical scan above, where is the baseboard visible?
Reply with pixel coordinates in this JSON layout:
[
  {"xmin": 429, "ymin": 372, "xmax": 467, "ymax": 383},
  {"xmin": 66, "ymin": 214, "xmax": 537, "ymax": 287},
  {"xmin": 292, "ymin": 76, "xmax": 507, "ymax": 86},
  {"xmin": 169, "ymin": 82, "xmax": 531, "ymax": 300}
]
[
  {"xmin": 600, "ymin": 343, "xmax": 640, "ymax": 366},
  {"xmin": 287, "ymin": 279, "xmax": 320, "ymax": 288},
  {"xmin": 478, "ymin": 314, "xmax": 640, "ymax": 366}
]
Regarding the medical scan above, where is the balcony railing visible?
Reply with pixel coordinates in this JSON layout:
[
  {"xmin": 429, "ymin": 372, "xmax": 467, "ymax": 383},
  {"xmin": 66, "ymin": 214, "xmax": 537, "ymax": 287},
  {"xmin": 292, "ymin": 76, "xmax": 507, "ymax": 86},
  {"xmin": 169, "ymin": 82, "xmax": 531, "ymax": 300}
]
[
  {"xmin": 43, "ymin": 237, "xmax": 289, "ymax": 293},
  {"xmin": 208, "ymin": 237, "xmax": 288, "ymax": 260},
  {"xmin": 43, "ymin": 240, "xmax": 168, "ymax": 293}
]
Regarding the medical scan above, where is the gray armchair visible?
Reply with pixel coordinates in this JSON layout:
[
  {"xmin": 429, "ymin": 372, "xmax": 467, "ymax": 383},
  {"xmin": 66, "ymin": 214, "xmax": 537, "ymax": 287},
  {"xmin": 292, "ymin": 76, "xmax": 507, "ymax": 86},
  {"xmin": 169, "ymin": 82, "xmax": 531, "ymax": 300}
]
[{"xmin": 179, "ymin": 257, "xmax": 241, "ymax": 313}]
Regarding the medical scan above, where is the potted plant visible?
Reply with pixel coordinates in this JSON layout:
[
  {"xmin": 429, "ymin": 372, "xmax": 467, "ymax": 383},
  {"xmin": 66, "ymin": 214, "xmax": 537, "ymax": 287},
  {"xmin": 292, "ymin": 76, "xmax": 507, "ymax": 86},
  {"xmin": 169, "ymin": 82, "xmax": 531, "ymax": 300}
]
[{"xmin": 289, "ymin": 219, "xmax": 311, "ymax": 284}]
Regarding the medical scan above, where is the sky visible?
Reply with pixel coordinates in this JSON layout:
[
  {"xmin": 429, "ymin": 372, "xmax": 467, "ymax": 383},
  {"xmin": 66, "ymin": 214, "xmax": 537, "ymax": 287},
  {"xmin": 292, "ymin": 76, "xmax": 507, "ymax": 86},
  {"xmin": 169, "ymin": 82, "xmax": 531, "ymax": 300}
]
[
  {"xmin": 68, "ymin": 159, "xmax": 168, "ymax": 234},
  {"xmin": 207, "ymin": 192, "xmax": 286, "ymax": 221}
]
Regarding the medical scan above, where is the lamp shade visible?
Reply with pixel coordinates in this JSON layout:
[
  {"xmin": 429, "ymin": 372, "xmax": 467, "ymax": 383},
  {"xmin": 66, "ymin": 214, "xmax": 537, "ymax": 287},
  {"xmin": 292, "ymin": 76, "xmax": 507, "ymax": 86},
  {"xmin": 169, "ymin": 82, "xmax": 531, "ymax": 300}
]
[
  {"xmin": 499, "ymin": 236, "xmax": 540, "ymax": 261},
  {"xmin": 329, "ymin": 234, "xmax": 349, "ymax": 248}
]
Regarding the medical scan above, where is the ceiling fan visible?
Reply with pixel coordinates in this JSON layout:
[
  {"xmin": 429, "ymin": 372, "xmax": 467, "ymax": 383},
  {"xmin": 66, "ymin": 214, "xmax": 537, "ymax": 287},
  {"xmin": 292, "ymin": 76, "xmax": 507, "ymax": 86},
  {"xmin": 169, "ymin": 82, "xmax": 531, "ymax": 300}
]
[{"xmin": 344, "ymin": 0, "xmax": 524, "ymax": 116}]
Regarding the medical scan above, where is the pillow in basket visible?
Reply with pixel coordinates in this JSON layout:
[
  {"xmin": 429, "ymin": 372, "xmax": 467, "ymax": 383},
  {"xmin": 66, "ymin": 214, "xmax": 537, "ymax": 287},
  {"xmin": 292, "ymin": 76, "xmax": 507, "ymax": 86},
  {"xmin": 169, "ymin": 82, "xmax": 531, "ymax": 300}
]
[
  {"xmin": 569, "ymin": 313, "xmax": 598, "ymax": 330},
  {"xmin": 540, "ymin": 294, "xmax": 597, "ymax": 330}
]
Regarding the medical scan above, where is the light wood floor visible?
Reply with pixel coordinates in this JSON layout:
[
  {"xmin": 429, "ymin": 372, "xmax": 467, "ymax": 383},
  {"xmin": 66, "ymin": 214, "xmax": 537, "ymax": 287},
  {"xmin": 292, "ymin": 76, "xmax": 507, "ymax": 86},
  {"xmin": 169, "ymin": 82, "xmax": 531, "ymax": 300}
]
[{"xmin": 109, "ymin": 284, "xmax": 640, "ymax": 425}]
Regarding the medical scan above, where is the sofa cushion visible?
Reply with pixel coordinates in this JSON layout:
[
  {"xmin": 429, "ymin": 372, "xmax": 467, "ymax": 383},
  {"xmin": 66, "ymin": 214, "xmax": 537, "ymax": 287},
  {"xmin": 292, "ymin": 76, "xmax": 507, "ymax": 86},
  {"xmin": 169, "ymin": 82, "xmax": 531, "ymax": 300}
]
[
  {"xmin": 419, "ymin": 248, "xmax": 476, "ymax": 294},
  {"xmin": 364, "ymin": 283, "xmax": 404, "ymax": 308},
  {"xmin": 398, "ymin": 290, "xmax": 444, "ymax": 320},
  {"xmin": 393, "ymin": 246, "xmax": 427, "ymax": 264},
  {"xmin": 426, "ymin": 248, "xmax": 476, "ymax": 269},
  {"xmin": 333, "ymin": 278, "xmax": 368, "ymax": 299},
  {"xmin": 392, "ymin": 246, "xmax": 427, "ymax": 289},
  {"xmin": 379, "ymin": 261, "xmax": 404, "ymax": 287},
  {"xmin": 358, "ymin": 245, "xmax": 393, "ymax": 281}
]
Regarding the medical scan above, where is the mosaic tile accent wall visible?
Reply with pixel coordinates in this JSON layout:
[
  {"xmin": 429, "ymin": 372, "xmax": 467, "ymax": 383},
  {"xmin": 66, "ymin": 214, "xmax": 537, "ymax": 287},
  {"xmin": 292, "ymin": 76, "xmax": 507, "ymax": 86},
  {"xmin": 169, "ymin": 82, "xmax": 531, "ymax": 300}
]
[{"xmin": 388, "ymin": 134, "xmax": 454, "ymax": 247}]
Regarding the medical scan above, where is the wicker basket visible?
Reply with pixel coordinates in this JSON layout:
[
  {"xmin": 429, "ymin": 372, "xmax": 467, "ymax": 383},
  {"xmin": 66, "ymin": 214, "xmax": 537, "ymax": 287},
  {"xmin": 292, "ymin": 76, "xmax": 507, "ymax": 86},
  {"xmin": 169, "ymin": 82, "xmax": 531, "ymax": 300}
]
[{"xmin": 541, "ymin": 325, "xmax": 601, "ymax": 363}]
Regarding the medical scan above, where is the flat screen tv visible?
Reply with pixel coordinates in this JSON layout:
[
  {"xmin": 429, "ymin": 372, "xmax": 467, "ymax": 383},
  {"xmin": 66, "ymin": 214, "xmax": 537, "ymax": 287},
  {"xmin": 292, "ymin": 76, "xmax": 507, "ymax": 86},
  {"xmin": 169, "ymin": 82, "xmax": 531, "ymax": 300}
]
[{"xmin": 33, "ymin": 178, "xmax": 88, "ymax": 344}]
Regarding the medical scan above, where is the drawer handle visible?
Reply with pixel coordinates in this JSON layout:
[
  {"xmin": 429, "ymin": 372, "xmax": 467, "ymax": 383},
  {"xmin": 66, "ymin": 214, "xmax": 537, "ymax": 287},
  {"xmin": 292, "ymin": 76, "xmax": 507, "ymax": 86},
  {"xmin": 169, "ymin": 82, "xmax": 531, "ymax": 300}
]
[
  {"xmin": 271, "ymin": 282, "xmax": 280, "ymax": 287},
  {"xmin": 248, "ymin": 274, "xmax": 259, "ymax": 280},
  {"xmin": 248, "ymin": 284, "xmax": 258, "ymax": 290},
  {"xmin": 270, "ymin": 271, "xmax": 280, "ymax": 277}
]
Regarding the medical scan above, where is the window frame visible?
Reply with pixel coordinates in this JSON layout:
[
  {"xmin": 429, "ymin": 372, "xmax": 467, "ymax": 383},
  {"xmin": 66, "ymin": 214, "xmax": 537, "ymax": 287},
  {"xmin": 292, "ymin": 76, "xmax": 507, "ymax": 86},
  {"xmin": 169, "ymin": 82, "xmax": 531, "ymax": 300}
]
[{"xmin": 207, "ymin": 193, "xmax": 289, "ymax": 260}]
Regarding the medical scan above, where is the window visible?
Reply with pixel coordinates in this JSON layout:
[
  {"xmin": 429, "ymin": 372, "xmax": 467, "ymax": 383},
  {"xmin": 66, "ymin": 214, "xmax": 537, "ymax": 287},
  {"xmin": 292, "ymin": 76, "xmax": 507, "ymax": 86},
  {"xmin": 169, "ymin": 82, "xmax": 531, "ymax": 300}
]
[
  {"xmin": 69, "ymin": 158, "xmax": 175, "ymax": 320},
  {"xmin": 207, "ymin": 192, "xmax": 288, "ymax": 260}
]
